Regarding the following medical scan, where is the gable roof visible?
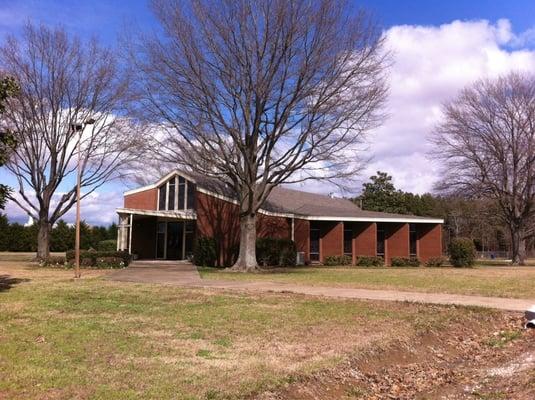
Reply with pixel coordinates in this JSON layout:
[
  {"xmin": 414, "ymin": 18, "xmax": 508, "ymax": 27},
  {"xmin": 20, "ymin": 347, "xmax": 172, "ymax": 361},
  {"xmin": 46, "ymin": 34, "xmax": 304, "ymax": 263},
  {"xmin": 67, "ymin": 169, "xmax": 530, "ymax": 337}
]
[{"xmin": 123, "ymin": 170, "xmax": 443, "ymax": 224}]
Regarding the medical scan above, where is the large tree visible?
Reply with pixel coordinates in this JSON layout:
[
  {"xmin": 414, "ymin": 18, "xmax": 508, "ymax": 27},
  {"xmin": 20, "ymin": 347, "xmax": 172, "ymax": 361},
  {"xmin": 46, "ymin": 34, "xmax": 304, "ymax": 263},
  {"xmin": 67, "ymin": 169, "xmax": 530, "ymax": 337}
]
[
  {"xmin": 432, "ymin": 72, "xmax": 535, "ymax": 265},
  {"xmin": 1, "ymin": 24, "xmax": 138, "ymax": 259},
  {"xmin": 0, "ymin": 76, "xmax": 18, "ymax": 210},
  {"xmin": 132, "ymin": 0, "xmax": 388, "ymax": 271}
]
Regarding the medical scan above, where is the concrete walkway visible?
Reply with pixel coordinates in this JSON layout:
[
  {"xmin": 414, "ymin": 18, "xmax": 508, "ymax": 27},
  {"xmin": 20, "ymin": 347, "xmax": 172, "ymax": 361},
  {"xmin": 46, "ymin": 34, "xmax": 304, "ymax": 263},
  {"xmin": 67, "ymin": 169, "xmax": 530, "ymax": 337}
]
[
  {"xmin": 107, "ymin": 260, "xmax": 201, "ymax": 285},
  {"xmin": 108, "ymin": 262, "xmax": 533, "ymax": 312}
]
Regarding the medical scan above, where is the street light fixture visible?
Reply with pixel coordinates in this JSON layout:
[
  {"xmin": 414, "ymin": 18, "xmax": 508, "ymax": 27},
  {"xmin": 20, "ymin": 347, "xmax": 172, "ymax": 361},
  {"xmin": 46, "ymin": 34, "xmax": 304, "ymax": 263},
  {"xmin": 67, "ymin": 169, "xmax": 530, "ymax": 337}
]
[{"xmin": 70, "ymin": 118, "xmax": 95, "ymax": 279}]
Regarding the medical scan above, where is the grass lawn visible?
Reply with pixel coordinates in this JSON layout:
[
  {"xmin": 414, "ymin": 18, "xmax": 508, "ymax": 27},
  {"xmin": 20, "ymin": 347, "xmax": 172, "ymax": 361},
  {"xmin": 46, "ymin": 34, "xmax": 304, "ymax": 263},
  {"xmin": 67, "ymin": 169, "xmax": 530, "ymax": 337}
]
[
  {"xmin": 200, "ymin": 264, "xmax": 535, "ymax": 299},
  {"xmin": 0, "ymin": 261, "xmax": 498, "ymax": 400}
]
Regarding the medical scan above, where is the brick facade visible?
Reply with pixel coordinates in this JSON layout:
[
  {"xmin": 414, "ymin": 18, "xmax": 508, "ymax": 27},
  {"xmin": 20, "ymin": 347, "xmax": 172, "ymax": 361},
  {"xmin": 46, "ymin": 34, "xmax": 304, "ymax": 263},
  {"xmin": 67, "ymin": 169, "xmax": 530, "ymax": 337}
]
[
  {"xmin": 122, "ymin": 182, "xmax": 443, "ymax": 266},
  {"xmin": 319, "ymin": 221, "xmax": 344, "ymax": 262},
  {"xmin": 385, "ymin": 223, "xmax": 409, "ymax": 265},
  {"xmin": 351, "ymin": 222, "xmax": 377, "ymax": 263},
  {"xmin": 124, "ymin": 188, "xmax": 158, "ymax": 210},
  {"xmin": 417, "ymin": 223, "xmax": 442, "ymax": 262},
  {"xmin": 294, "ymin": 218, "xmax": 310, "ymax": 262}
]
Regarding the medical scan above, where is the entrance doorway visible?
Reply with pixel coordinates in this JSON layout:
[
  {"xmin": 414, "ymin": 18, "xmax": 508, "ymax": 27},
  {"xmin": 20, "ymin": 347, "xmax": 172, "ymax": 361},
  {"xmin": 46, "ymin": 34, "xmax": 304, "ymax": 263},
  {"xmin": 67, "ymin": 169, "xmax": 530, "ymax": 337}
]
[{"xmin": 155, "ymin": 220, "xmax": 195, "ymax": 260}]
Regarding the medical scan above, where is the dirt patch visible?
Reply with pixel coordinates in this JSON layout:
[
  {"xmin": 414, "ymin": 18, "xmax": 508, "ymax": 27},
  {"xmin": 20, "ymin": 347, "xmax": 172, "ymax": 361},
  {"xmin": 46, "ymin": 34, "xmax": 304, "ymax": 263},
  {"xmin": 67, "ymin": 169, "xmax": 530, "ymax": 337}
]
[{"xmin": 255, "ymin": 314, "xmax": 535, "ymax": 400}]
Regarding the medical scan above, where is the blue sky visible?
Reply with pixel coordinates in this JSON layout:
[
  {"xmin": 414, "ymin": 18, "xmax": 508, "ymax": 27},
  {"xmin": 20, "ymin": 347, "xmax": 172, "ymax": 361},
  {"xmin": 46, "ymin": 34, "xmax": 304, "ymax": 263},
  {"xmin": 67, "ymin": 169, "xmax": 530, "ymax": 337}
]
[{"xmin": 2, "ymin": 0, "xmax": 535, "ymax": 225}]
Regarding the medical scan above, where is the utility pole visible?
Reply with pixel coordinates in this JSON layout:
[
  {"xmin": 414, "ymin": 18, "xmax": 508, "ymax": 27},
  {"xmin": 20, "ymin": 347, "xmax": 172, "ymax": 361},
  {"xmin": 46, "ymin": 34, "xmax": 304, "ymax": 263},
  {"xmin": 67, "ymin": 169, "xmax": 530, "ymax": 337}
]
[{"xmin": 70, "ymin": 118, "xmax": 95, "ymax": 279}]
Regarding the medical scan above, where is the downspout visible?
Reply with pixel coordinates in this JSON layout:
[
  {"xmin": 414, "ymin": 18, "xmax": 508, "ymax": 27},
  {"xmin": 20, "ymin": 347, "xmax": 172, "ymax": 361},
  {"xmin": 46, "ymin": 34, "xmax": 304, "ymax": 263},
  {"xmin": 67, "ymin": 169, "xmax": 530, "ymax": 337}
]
[{"xmin": 291, "ymin": 218, "xmax": 295, "ymax": 242}]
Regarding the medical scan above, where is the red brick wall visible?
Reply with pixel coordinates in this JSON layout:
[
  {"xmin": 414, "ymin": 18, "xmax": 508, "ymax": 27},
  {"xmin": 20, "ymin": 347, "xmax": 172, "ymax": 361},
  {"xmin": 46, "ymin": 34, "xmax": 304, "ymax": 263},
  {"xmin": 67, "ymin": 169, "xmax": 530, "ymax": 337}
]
[
  {"xmin": 385, "ymin": 223, "xmax": 409, "ymax": 265},
  {"xmin": 124, "ymin": 188, "xmax": 158, "ymax": 210},
  {"xmin": 353, "ymin": 222, "xmax": 377, "ymax": 263},
  {"xmin": 257, "ymin": 214, "xmax": 291, "ymax": 239},
  {"xmin": 320, "ymin": 221, "xmax": 343, "ymax": 262},
  {"xmin": 418, "ymin": 223, "xmax": 442, "ymax": 262},
  {"xmin": 195, "ymin": 191, "xmax": 292, "ymax": 266},
  {"xmin": 195, "ymin": 191, "xmax": 240, "ymax": 267},
  {"xmin": 294, "ymin": 218, "xmax": 310, "ymax": 263}
]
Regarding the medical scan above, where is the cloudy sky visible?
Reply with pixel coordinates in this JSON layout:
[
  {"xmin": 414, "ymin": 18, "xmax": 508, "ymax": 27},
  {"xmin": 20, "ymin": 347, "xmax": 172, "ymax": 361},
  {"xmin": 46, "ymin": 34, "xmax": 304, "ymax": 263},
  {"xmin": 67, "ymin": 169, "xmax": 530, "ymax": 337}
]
[{"xmin": 1, "ymin": 0, "xmax": 535, "ymax": 225}]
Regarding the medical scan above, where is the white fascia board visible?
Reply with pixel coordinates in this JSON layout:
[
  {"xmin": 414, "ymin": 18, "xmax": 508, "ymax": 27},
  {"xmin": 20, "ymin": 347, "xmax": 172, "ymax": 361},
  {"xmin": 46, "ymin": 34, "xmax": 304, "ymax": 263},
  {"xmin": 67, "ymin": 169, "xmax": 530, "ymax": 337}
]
[
  {"xmin": 116, "ymin": 207, "xmax": 197, "ymax": 220},
  {"xmin": 304, "ymin": 216, "xmax": 444, "ymax": 224}
]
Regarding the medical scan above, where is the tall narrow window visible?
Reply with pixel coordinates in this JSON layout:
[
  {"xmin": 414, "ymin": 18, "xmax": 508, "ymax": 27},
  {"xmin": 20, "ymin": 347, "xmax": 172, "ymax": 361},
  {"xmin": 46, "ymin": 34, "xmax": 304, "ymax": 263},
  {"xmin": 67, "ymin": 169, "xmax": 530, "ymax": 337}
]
[
  {"xmin": 409, "ymin": 223, "xmax": 417, "ymax": 257},
  {"xmin": 186, "ymin": 182, "xmax": 195, "ymax": 209},
  {"xmin": 377, "ymin": 224, "xmax": 385, "ymax": 258},
  {"xmin": 178, "ymin": 176, "xmax": 186, "ymax": 210},
  {"xmin": 158, "ymin": 184, "xmax": 166, "ymax": 211},
  {"xmin": 168, "ymin": 178, "xmax": 176, "ymax": 210},
  {"xmin": 310, "ymin": 226, "xmax": 320, "ymax": 262},
  {"xmin": 344, "ymin": 227, "xmax": 352, "ymax": 257}
]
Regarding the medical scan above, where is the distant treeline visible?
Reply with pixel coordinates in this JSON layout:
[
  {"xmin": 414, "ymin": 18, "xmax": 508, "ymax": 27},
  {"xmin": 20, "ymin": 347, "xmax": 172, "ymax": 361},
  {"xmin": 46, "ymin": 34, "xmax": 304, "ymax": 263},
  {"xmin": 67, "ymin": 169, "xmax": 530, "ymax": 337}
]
[{"xmin": 0, "ymin": 214, "xmax": 117, "ymax": 252}]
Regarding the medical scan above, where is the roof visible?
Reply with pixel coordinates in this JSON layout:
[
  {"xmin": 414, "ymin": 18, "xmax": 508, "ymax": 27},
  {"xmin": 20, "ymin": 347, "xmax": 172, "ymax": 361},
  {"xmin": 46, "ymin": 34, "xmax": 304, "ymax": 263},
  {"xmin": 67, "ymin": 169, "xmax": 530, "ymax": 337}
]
[{"xmin": 123, "ymin": 170, "xmax": 443, "ymax": 224}]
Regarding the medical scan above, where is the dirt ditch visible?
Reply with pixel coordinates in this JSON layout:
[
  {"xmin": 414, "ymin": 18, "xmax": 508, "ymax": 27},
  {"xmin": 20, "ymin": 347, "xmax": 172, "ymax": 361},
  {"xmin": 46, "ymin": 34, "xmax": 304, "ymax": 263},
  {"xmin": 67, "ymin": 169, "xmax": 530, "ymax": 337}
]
[{"xmin": 256, "ymin": 312, "xmax": 535, "ymax": 399}]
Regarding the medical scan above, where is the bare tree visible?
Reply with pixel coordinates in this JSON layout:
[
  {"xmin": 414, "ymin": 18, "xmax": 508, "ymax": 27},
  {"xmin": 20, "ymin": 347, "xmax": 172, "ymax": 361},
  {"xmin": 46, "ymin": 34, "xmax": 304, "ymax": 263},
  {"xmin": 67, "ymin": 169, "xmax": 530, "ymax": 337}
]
[
  {"xmin": 131, "ymin": 0, "xmax": 388, "ymax": 271},
  {"xmin": 1, "ymin": 23, "xmax": 139, "ymax": 259},
  {"xmin": 432, "ymin": 72, "xmax": 535, "ymax": 265}
]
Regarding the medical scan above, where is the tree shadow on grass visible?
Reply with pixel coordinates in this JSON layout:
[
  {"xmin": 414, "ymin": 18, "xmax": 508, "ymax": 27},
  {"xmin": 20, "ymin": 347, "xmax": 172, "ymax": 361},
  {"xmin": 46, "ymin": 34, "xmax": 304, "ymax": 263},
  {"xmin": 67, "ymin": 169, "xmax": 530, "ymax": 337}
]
[{"xmin": 0, "ymin": 275, "xmax": 30, "ymax": 292}]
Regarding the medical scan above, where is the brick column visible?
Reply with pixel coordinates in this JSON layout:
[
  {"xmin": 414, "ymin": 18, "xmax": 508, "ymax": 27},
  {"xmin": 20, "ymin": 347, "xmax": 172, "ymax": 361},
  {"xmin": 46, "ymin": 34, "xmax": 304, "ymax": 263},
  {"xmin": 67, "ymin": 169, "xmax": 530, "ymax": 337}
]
[
  {"xmin": 353, "ymin": 222, "xmax": 377, "ymax": 264},
  {"xmin": 294, "ymin": 218, "xmax": 310, "ymax": 263},
  {"xmin": 320, "ymin": 221, "xmax": 343, "ymax": 262},
  {"xmin": 418, "ymin": 223, "xmax": 442, "ymax": 262},
  {"xmin": 385, "ymin": 223, "xmax": 409, "ymax": 265}
]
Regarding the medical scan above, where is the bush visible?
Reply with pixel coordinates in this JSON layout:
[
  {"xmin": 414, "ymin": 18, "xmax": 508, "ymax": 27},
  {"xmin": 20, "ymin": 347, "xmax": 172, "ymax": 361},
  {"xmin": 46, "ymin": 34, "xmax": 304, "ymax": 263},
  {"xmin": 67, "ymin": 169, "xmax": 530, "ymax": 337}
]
[
  {"xmin": 256, "ymin": 237, "xmax": 297, "ymax": 267},
  {"xmin": 65, "ymin": 249, "xmax": 131, "ymax": 268},
  {"xmin": 355, "ymin": 255, "xmax": 384, "ymax": 267},
  {"xmin": 391, "ymin": 257, "xmax": 420, "ymax": 267},
  {"xmin": 323, "ymin": 255, "xmax": 352, "ymax": 266},
  {"xmin": 38, "ymin": 256, "xmax": 66, "ymax": 267},
  {"xmin": 448, "ymin": 237, "xmax": 476, "ymax": 267},
  {"xmin": 425, "ymin": 256, "xmax": 448, "ymax": 267},
  {"xmin": 193, "ymin": 237, "xmax": 217, "ymax": 267},
  {"xmin": 97, "ymin": 239, "xmax": 117, "ymax": 251}
]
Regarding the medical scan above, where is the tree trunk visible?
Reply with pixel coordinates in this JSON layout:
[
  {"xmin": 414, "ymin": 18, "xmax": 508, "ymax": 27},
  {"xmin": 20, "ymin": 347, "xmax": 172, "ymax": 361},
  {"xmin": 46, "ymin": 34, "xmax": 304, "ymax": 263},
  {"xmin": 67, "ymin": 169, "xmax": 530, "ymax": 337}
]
[
  {"xmin": 510, "ymin": 227, "xmax": 526, "ymax": 266},
  {"xmin": 36, "ymin": 219, "xmax": 51, "ymax": 260},
  {"xmin": 229, "ymin": 213, "xmax": 258, "ymax": 272}
]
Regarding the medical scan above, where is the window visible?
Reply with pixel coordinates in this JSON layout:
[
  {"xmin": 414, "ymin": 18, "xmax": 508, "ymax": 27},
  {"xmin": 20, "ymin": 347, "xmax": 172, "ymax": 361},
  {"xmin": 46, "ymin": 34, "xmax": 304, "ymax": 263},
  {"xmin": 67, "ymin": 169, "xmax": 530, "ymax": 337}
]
[
  {"xmin": 409, "ymin": 223, "xmax": 417, "ymax": 257},
  {"xmin": 168, "ymin": 178, "xmax": 176, "ymax": 210},
  {"xmin": 310, "ymin": 227, "xmax": 320, "ymax": 262},
  {"xmin": 187, "ymin": 182, "xmax": 196, "ymax": 209},
  {"xmin": 344, "ymin": 228, "xmax": 352, "ymax": 256},
  {"xmin": 377, "ymin": 224, "xmax": 385, "ymax": 258},
  {"xmin": 158, "ymin": 184, "xmax": 166, "ymax": 210},
  {"xmin": 178, "ymin": 176, "xmax": 186, "ymax": 210},
  {"xmin": 157, "ymin": 175, "xmax": 195, "ymax": 211}
]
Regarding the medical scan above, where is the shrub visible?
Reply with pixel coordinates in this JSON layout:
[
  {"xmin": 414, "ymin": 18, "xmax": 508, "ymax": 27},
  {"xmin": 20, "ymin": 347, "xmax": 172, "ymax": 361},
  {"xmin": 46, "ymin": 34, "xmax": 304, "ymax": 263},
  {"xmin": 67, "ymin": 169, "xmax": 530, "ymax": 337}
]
[
  {"xmin": 256, "ymin": 238, "xmax": 297, "ymax": 267},
  {"xmin": 65, "ymin": 249, "xmax": 131, "ymax": 268},
  {"xmin": 425, "ymin": 256, "xmax": 448, "ymax": 267},
  {"xmin": 323, "ymin": 255, "xmax": 352, "ymax": 266},
  {"xmin": 391, "ymin": 257, "xmax": 420, "ymax": 267},
  {"xmin": 193, "ymin": 237, "xmax": 217, "ymax": 267},
  {"xmin": 356, "ymin": 255, "xmax": 384, "ymax": 267},
  {"xmin": 38, "ymin": 256, "xmax": 66, "ymax": 267},
  {"xmin": 448, "ymin": 237, "xmax": 476, "ymax": 267},
  {"xmin": 97, "ymin": 239, "xmax": 117, "ymax": 251}
]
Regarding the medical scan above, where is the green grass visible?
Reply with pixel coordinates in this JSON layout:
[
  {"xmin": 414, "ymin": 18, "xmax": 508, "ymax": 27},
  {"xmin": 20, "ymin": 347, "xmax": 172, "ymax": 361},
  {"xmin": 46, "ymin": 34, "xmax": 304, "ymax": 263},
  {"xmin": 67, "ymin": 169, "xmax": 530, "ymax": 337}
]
[
  {"xmin": 0, "ymin": 262, "xmax": 497, "ymax": 399},
  {"xmin": 199, "ymin": 265, "xmax": 535, "ymax": 299}
]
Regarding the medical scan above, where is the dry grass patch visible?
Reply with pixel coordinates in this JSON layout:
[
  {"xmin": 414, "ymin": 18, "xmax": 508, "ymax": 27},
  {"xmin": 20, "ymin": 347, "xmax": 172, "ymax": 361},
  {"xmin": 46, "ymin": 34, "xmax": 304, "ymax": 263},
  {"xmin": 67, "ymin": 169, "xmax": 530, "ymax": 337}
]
[
  {"xmin": 200, "ymin": 265, "xmax": 535, "ymax": 299},
  {"xmin": 0, "ymin": 260, "xmax": 500, "ymax": 399}
]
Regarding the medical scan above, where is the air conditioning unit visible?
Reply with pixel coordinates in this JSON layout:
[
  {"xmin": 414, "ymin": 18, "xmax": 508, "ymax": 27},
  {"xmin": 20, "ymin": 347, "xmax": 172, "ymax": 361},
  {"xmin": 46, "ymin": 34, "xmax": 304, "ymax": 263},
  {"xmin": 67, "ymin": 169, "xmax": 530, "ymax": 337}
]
[{"xmin": 296, "ymin": 252, "xmax": 305, "ymax": 266}]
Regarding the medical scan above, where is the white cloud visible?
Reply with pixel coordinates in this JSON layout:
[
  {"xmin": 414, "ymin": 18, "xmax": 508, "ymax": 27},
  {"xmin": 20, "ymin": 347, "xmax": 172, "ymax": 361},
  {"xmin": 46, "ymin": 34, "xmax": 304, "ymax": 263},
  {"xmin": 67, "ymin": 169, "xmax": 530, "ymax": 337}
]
[
  {"xmin": 362, "ymin": 19, "xmax": 535, "ymax": 194},
  {"xmin": 4, "ymin": 190, "xmax": 122, "ymax": 226}
]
